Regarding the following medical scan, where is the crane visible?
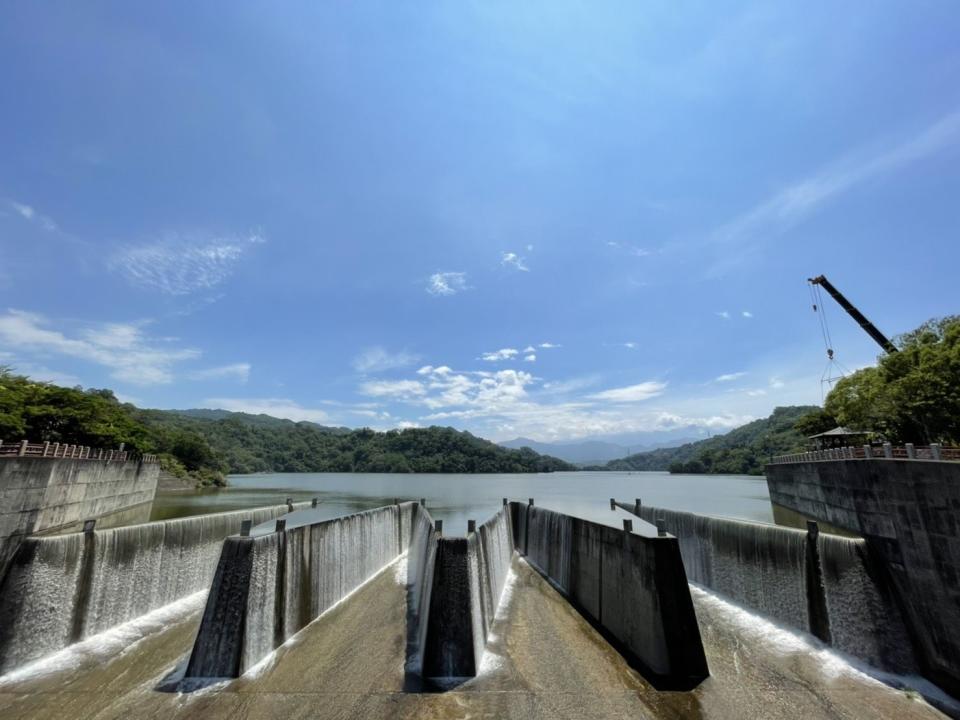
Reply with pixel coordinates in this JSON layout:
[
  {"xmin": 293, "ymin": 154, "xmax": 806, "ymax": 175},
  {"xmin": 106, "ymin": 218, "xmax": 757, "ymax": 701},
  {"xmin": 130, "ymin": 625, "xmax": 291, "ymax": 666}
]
[{"xmin": 807, "ymin": 275, "xmax": 898, "ymax": 354}]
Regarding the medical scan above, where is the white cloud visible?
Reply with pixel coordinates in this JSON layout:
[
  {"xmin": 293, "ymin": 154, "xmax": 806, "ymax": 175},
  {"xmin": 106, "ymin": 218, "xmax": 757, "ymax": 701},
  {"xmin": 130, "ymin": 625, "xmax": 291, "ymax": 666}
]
[
  {"xmin": 110, "ymin": 232, "xmax": 265, "ymax": 295},
  {"xmin": 606, "ymin": 241, "xmax": 650, "ymax": 257},
  {"xmin": 426, "ymin": 272, "xmax": 469, "ymax": 296},
  {"xmin": 187, "ymin": 363, "xmax": 251, "ymax": 383},
  {"xmin": 360, "ymin": 379, "xmax": 427, "ymax": 399},
  {"xmin": 523, "ymin": 345, "xmax": 536, "ymax": 353},
  {"xmin": 397, "ymin": 420, "xmax": 421, "ymax": 429},
  {"xmin": 501, "ymin": 252, "xmax": 529, "ymax": 272},
  {"xmin": 539, "ymin": 342, "xmax": 561, "ymax": 349},
  {"xmin": 715, "ymin": 371, "xmax": 747, "ymax": 382},
  {"xmin": 746, "ymin": 389, "xmax": 767, "ymax": 397},
  {"xmin": 716, "ymin": 311, "xmax": 731, "ymax": 319},
  {"xmin": 710, "ymin": 109, "xmax": 960, "ymax": 264},
  {"xmin": 352, "ymin": 347, "xmax": 420, "ymax": 373},
  {"xmin": 0, "ymin": 309, "xmax": 200, "ymax": 385},
  {"xmin": 204, "ymin": 398, "xmax": 331, "ymax": 423},
  {"xmin": 525, "ymin": 244, "xmax": 534, "ymax": 252},
  {"xmin": 5, "ymin": 362, "xmax": 81, "ymax": 387},
  {"xmin": 588, "ymin": 381, "xmax": 667, "ymax": 403},
  {"xmin": 769, "ymin": 377, "xmax": 785, "ymax": 389},
  {"xmin": 5, "ymin": 198, "xmax": 57, "ymax": 231},
  {"xmin": 481, "ymin": 348, "xmax": 519, "ymax": 362},
  {"xmin": 742, "ymin": 311, "xmax": 754, "ymax": 318},
  {"xmin": 622, "ymin": 342, "xmax": 638, "ymax": 349},
  {"xmin": 524, "ymin": 354, "xmax": 536, "ymax": 363}
]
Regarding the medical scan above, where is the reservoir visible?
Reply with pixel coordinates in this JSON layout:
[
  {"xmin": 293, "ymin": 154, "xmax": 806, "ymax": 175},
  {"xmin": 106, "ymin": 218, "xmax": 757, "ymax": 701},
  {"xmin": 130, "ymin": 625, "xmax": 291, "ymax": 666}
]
[{"xmin": 151, "ymin": 470, "xmax": 774, "ymax": 532}]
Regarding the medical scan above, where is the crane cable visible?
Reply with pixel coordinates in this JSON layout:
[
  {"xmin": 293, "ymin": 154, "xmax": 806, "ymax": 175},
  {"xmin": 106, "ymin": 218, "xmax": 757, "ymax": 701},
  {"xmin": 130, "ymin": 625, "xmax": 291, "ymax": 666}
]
[{"xmin": 808, "ymin": 281, "xmax": 834, "ymax": 360}]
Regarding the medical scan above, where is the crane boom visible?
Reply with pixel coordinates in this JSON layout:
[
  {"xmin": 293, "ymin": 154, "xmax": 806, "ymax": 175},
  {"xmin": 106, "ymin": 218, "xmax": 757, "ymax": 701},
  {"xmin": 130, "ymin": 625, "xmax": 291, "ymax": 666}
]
[{"xmin": 808, "ymin": 275, "xmax": 898, "ymax": 354}]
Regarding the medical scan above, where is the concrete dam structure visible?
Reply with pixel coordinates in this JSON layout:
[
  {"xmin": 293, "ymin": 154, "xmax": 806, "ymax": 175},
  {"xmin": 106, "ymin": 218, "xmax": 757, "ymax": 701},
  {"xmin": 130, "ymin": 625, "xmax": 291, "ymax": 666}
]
[
  {"xmin": 0, "ymin": 501, "xmax": 304, "ymax": 674},
  {"xmin": 0, "ymin": 451, "xmax": 160, "ymax": 577},
  {"xmin": 184, "ymin": 500, "xmax": 709, "ymax": 691},
  {"xmin": 766, "ymin": 456, "xmax": 960, "ymax": 697},
  {"xmin": 617, "ymin": 501, "xmax": 917, "ymax": 676}
]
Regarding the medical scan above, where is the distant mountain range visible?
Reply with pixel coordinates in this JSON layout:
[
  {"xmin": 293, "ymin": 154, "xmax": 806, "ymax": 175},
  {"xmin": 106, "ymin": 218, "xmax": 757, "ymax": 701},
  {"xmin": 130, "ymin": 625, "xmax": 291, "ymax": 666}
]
[{"xmin": 499, "ymin": 433, "xmax": 700, "ymax": 466}]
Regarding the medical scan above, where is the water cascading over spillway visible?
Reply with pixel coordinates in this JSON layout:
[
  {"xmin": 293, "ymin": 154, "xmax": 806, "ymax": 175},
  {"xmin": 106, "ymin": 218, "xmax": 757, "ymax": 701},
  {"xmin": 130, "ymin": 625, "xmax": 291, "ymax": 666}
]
[
  {"xmin": 625, "ymin": 503, "xmax": 917, "ymax": 675},
  {"xmin": 0, "ymin": 503, "xmax": 301, "ymax": 674}
]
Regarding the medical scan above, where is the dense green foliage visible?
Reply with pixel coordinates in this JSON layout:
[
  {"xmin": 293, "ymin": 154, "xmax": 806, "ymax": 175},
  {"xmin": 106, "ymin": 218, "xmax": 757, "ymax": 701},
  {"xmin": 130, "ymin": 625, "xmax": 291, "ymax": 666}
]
[
  {"xmin": 823, "ymin": 316, "xmax": 960, "ymax": 444},
  {"xmin": 0, "ymin": 369, "xmax": 573, "ymax": 484},
  {"xmin": 598, "ymin": 406, "xmax": 818, "ymax": 476}
]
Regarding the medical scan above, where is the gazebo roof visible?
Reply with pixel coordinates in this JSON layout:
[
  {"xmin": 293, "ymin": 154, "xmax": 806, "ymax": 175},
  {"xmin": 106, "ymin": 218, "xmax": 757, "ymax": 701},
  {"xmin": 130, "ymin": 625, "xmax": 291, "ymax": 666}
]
[{"xmin": 808, "ymin": 426, "xmax": 868, "ymax": 439}]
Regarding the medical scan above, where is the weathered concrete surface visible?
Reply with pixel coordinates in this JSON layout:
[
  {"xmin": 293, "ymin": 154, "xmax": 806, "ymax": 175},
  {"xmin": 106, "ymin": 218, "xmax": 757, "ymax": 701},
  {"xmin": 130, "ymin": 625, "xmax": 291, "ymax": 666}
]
[
  {"xmin": 514, "ymin": 501, "xmax": 709, "ymax": 689},
  {"xmin": 0, "ymin": 553, "xmax": 946, "ymax": 720},
  {"xmin": 766, "ymin": 459, "xmax": 960, "ymax": 695},
  {"xmin": 0, "ymin": 457, "xmax": 159, "ymax": 575}
]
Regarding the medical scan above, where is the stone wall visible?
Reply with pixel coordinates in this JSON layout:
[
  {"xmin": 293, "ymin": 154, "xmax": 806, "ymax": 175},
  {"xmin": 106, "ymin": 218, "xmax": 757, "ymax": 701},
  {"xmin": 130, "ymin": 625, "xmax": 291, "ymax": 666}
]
[
  {"xmin": 0, "ymin": 457, "xmax": 159, "ymax": 576},
  {"xmin": 766, "ymin": 459, "xmax": 960, "ymax": 696}
]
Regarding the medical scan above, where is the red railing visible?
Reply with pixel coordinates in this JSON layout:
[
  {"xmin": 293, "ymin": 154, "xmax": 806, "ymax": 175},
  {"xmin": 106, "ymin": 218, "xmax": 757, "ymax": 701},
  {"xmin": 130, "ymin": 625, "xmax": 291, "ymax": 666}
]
[
  {"xmin": 0, "ymin": 440, "xmax": 158, "ymax": 463},
  {"xmin": 770, "ymin": 443, "xmax": 960, "ymax": 464}
]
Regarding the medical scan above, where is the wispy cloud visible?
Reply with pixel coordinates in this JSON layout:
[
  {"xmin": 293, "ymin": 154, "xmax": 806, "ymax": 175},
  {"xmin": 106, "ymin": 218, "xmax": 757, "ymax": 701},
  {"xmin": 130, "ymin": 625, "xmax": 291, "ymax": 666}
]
[
  {"xmin": 0, "ymin": 309, "xmax": 199, "ymax": 385},
  {"xmin": 606, "ymin": 241, "xmax": 650, "ymax": 257},
  {"xmin": 481, "ymin": 348, "xmax": 519, "ymax": 362},
  {"xmin": 539, "ymin": 342, "xmax": 561, "ymax": 349},
  {"xmin": 352, "ymin": 347, "xmax": 420, "ymax": 373},
  {"xmin": 203, "ymin": 398, "xmax": 331, "ymax": 423},
  {"xmin": 426, "ymin": 271, "xmax": 469, "ymax": 296},
  {"xmin": 712, "ymin": 109, "xmax": 960, "ymax": 257},
  {"xmin": 501, "ymin": 251, "xmax": 529, "ymax": 272},
  {"xmin": 187, "ymin": 363, "xmax": 251, "ymax": 383},
  {"xmin": 716, "ymin": 311, "xmax": 730, "ymax": 319},
  {"xmin": 588, "ymin": 381, "xmax": 667, "ymax": 403},
  {"xmin": 715, "ymin": 371, "xmax": 747, "ymax": 382},
  {"xmin": 742, "ymin": 310, "xmax": 753, "ymax": 318},
  {"xmin": 4, "ymin": 198, "xmax": 57, "ymax": 231},
  {"xmin": 110, "ymin": 232, "xmax": 265, "ymax": 295},
  {"xmin": 360, "ymin": 379, "xmax": 428, "ymax": 399}
]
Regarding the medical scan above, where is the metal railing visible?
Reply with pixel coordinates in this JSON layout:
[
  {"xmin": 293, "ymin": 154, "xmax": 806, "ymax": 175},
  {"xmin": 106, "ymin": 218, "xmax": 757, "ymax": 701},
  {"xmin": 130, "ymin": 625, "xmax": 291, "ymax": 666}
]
[
  {"xmin": 0, "ymin": 439, "xmax": 158, "ymax": 463},
  {"xmin": 769, "ymin": 442, "xmax": 960, "ymax": 464}
]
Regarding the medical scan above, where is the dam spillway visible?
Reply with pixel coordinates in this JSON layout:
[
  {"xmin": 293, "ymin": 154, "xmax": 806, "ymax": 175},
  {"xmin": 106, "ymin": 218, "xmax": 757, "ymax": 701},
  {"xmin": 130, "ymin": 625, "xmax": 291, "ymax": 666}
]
[
  {"xmin": 0, "ymin": 490, "xmax": 953, "ymax": 719},
  {"xmin": 618, "ymin": 501, "xmax": 918, "ymax": 676},
  {"xmin": 0, "ymin": 502, "xmax": 304, "ymax": 674}
]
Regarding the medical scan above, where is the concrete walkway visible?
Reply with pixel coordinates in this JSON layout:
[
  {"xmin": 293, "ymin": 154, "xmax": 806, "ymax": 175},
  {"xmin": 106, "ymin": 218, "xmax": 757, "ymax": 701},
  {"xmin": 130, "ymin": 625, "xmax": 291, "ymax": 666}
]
[{"xmin": 0, "ymin": 555, "xmax": 947, "ymax": 720}]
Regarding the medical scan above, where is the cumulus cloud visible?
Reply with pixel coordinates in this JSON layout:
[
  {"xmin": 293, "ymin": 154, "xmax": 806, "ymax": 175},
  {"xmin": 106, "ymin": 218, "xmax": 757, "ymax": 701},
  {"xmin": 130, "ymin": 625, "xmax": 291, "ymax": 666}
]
[
  {"xmin": 187, "ymin": 363, "xmax": 251, "ymax": 383},
  {"xmin": 524, "ymin": 354, "xmax": 536, "ymax": 363},
  {"xmin": 539, "ymin": 342, "xmax": 561, "ymax": 349},
  {"xmin": 110, "ymin": 232, "xmax": 265, "ymax": 295},
  {"xmin": 352, "ymin": 347, "xmax": 420, "ymax": 373},
  {"xmin": 715, "ymin": 371, "xmax": 747, "ymax": 382},
  {"xmin": 501, "ymin": 252, "xmax": 529, "ymax": 272},
  {"xmin": 426, "ymin": 271, "xmax": 469, "ymax": 296},
  {"xmin": 203, "ymin": 398, "xmax": 330, "ymax": 423},
  {"xmin": 742, "ymin": 310, "xmax": 754, "ymax": 318},
  {"xmin": 0, "ymin": 309, "xmax": 200, "ymax": 385},
  {"xmin": 481, "ymin": 348, "xmax": 519, "ymax": 362},
  {"xmin": 588, "ymin": 381, "xmax": 667, "ymax": 403}
]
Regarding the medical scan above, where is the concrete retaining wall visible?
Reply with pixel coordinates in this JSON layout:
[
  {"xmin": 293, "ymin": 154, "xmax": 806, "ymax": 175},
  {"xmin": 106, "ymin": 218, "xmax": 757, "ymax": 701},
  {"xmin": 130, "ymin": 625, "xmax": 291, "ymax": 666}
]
[
  {"xmin": 512, "ymin": 502, "xmax": 709, "ymax": 690},
  {"xmin": 0, "ymin": 502, "xmax": 299, "ymax": 675},
  {"xmin": 0, "ymin": 457, "xmax": 159, "ymax": 576},
  {"xmin": 186, "ymin": 502, "xmax": 418, "ymax": 679},
  {"xmin": 766, "ymin": 459, "xmax": 960, "ymax": 695}
]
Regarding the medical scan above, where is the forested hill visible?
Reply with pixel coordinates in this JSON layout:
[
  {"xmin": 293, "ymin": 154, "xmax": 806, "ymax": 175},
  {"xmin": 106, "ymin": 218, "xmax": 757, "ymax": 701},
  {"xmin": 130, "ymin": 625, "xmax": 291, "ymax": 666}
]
[
  {"xmin": 0, "ymin": 369, "xmax": 574, "ymax": 486},
  {"xmin": 598, "ymin": 405, "xmax": 818, "ymax": 476}
]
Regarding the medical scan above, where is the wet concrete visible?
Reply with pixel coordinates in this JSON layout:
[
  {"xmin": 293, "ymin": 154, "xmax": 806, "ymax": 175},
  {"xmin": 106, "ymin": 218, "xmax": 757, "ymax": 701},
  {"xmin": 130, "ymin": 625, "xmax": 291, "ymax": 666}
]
[{"xmin": 0, "ymin": 555, "xmax": 947, "ymax": 720}]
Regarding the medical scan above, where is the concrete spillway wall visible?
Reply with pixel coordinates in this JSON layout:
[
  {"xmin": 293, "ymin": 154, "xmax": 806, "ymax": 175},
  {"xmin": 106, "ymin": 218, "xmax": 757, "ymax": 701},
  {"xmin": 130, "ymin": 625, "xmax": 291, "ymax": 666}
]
[
  {"xmin": 186, "ymin": 502, "xmax": 417, "ymax": 678},
  {"xmin": 513, "ymin": 502, "xmax": 709, "ymax": 690},
  {"xmin": 0, "ymin": 502, "xmax": 299, "ymax": 675},
  {"xmin": 766, "ymin": 459, "xmax": 960, "ymax": 695},
  {"xmin": 420, "ymin": 504, "xmax": 515, "ymax": 684},
  {"xmin": 621, "ymin": 502, "xmax": 916, "ymax": 675},
  {"xmin": 0, "ymin": 457, "xmax": 159, "ymax": 577}
]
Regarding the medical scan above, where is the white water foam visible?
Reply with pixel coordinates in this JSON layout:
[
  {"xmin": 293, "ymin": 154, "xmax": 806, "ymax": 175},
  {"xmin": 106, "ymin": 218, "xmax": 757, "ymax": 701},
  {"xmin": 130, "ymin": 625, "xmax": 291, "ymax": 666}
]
[
  {"xmin": 690, "ymin": 584, "xmax": 960, "ymax": 715},
  {"xmin": 476, "ymin": 564, "xmax": 519, "ymax": 676},
  {"xmin": 0, "ymin": 590, "xmax": 207, "ymax": 687}
]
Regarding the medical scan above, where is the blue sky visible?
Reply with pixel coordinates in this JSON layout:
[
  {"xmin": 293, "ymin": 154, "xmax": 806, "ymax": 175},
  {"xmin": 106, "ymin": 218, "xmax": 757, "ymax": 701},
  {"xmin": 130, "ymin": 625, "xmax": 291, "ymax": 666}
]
[{"xmin": 1, "ymin": 2, "xmax": 958, "ymax": 442}]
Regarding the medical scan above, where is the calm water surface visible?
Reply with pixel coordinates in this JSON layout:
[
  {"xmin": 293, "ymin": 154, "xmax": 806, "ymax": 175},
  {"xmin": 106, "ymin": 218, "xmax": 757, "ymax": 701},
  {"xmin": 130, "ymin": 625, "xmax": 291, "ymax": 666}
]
[{"xmin": 150, "ymin": 471, "xmax": 774, "ymax": 534}]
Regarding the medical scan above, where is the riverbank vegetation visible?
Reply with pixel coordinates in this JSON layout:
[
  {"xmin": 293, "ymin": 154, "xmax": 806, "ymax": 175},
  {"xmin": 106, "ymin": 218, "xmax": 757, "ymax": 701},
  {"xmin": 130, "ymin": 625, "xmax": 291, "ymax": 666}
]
[
  {"xmin": 597, "ymin": 406, "xmax": 817, "ymax": 476},
  {"xmin": 0, "ymin": 369, "xmax": 572, "ymax": 485}
]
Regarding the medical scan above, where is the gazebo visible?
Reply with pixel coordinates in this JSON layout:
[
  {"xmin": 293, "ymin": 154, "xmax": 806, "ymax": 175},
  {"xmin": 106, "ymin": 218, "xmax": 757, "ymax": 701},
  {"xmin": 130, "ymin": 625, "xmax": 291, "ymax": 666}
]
[{"xmin": 808, "ymin": 426, "xmax": 870, "ymax": 450}]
